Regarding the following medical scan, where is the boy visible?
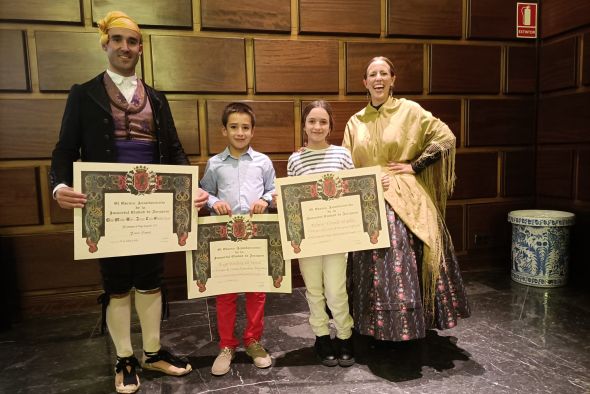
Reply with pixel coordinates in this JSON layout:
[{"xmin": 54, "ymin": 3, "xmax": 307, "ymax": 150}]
[{"xmin": 200, "ymin": 102, "xmax": 276, "ymax": 376}]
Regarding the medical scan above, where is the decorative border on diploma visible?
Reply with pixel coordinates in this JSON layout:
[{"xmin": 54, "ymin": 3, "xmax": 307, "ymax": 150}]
[
  {"xmin": 81, "ymin": 165, "xmax": 192, "ymax": 253},
  {"xmin": 281, "ymin": 172, "xmax": 382, "ymax": 254},
  {"xmin": 191, "ymin": 215, "xmax": 285, "ymax": 293}
]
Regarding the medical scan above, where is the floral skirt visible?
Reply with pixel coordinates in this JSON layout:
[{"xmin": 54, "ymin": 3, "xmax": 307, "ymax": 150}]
[{"xmin": 348, "ymin": 203, "xmax": 470, "ymax": 341}]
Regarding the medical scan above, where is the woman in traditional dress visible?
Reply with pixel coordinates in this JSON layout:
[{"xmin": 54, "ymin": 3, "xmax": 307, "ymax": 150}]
[{"xmin": 342, "ymin": 56, "xmax": 470, "ymax": 342}]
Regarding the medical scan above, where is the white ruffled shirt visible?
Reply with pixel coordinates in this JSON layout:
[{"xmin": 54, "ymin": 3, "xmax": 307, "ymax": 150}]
[{"xmin": 106, "ymin": 69, "xmax": 138, "ymax": 103}]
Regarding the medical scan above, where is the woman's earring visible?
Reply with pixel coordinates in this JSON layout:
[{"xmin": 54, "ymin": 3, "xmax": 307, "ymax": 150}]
[{"xmin": 366, "ymin": 90, "xmax": 370, "ymax": 99}]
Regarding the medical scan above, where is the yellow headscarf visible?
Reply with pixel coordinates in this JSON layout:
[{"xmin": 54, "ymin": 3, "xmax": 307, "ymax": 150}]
[{"xmin": 98, "ymin": 11, "xmax": 141, "ymax": 45}]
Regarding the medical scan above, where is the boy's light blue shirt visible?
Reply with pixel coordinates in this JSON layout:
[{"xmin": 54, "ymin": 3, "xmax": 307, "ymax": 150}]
[{"xmin": 200, "ymin": 146, "xmax": 276, "ymax": 214}]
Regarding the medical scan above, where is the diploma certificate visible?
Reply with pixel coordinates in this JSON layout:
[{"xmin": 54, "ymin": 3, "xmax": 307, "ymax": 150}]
[
  {"xmin": 186, "ymin": 214, "xmax": 291, "ymax": 299},
  {"xmin": 73, "ymin": 162, "xmax": 199, "ymax": 260},
  {"xmin": 275, "ymin": 166, "xmax": 390, "ymax": 260}
]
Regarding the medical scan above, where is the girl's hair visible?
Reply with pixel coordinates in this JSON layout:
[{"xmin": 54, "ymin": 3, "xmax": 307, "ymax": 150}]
[{"xmin": 301, "ymin": 100, "xmax": 335, "ymax": 133}]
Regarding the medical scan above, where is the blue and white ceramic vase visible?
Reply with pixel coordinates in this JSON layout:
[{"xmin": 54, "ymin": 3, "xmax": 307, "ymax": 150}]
[{"xmin": 508, "ymin": 210, "xmax": 575, "ymax": 288}]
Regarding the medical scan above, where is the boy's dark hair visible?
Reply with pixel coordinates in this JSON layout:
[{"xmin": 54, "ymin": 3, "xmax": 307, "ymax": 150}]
[{"xmin": 221, "ymin": 102, "xmax": 256, "ymax": 128}]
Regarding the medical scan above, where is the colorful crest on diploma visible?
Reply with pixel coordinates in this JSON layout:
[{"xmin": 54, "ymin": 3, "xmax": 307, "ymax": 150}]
[
  {"xmin": 125, "ymin": 166, "xmax": 157, "ymax": 195},
  {"xmin": 314, "ymin": 173, "xmax": 344, "ymax": 200}
]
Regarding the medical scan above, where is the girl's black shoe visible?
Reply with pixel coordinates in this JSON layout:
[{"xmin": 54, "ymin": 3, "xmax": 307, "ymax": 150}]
[{"xmin": 314, "ymin": 335, "xmax": 338, "ymax": 367}]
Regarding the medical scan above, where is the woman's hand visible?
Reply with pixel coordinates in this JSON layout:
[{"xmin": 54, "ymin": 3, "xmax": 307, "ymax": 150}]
[
  {"xmin": 381, "ymin": 173, "xmax": 390, "ymax": 191},
  {"xmin": 55, "ymin": 187, "xmax": 86, "ymax": 209},
  {"xmin": 387, "ymin": 161, "xmax": 415, "ymax": 175}
]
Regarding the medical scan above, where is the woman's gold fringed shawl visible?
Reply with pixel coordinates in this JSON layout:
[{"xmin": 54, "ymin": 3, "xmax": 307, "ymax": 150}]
[{"xmin": 343, "ymin": 97, "xmax": 456, "ymax": 315}]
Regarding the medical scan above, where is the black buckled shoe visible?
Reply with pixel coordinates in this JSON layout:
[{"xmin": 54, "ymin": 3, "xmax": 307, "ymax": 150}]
[
  {"xmin": 314, "ymin": 335, "xmax": 338, "ymax": 367},
  {"xmin": 335, "ymin": 337, "xmax": 355, "ymax": 367},
  {"xmin": 114, "ymin": 356, "xmax": 140, "ymax": 394}
]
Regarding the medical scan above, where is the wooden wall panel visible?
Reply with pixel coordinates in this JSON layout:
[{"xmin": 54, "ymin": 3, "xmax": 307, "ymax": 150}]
[
  {"xmin": 254, "ymin": 40, "xmax": 338, "ymax": 93},
  {"xmin": 35, "ymin": 31, "xmax": 141, "ymax": 92},
  {"xmin": 467, "ymin": 99, "xmax": 535, "ymax": 146},
  {"xmin": 300, "ymin": 0, "xmax": 380, "ymax": 35},
  {"xmin": 414, "ymin": 99, "xmax": 461, "ymax": 146},
  {"xmin": 151, "ymin": 36, "xmax": 246, "ymax": 93},
  {"xmin": 0, "ymin": 0, "xmax": 82, "ymax": 23},
  {"xmin": 168, "ymin": 101, "xmax": 199, "ymax": 155},
  {"xmin": 538, "ymin": 92, "xmax": 590, "ymax": 144},
  {"xmin": 92, "ymin": 0, "xmax": 192, "ymax": 28},
  {"xmin": 206, "ymin": 101, "xmax": 294, "ymax": 154},
  {"xmin": 346, "ymin": 42, "xmax": 423, "ymax": 94},
  {"xmin": 541, "ymin": 0, "xmax": 590, "ymax": 38},
  {"xmin": 506, "ymin": 46, "xmax": 537, "ymax": 94},
  {"xmin": 0, "ymin": 168, "xmax": 40, "ymax": 226},
  {"xmin": 537, "ymin": 149, "xmax": 574, "ymax": 198},
  {"xmin": 467, "ymin": 202, "xmax": 529, "ymax": 250},
  {"xmin": 50, "ymin": 196, "xmax": 73, "ymax": 224},
  {"xmin": 201, "ymin": 0, "xmax": 290, "ymax": 32},
  {"xmin": 469, "ymin": 0, "xmax": 536, "ymax": 39},
  {"xmin": 583, "ymin": 33, "xmax": 590, "ymax": 86},
  {"xmin": 430, "ymin": 45, "xmax": 501, "ymax": 93},
  {"xmin": 577, "ymin": 150, "xmax": 590, "ymax": 201},
  {"xmin": 453, "ymin": 152, "xmax": 497, "ymax": 199},
  {"xmin": 388, "ymin": 0, "xmax": 462, "ymax": 38},
  {"xmin": 502, "ymin": 150, "xmax": 535, "ymax": 197},
  {"xmin": 0, "ymin": 30, "xmax": 29, "ymax": 91},
  {"xmin": 539, "ymin": 36, "xmax": 578, "ymax": 92},
  {"xmin": 274, "ymin": 160, "xmax": 288, "ymax": 178},
  {"xmin": 0, "ymin": 99, "xmax": 65, "ymax": 159},
  {"xmin": 445, "ymin": 204, "xmax": 464, "ymax": 251},
  {"xmin": 3, "ymin": 232, "xmax": 100, "ymax": 291},
  {"xmin": 302, "ymin": 101, "xmax": 365, "ymax": 146}
]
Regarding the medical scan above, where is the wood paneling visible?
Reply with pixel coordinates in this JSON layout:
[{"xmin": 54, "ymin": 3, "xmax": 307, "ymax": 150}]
[
  {"xmin": 453, "ymin": 152, "xmax": 497, "ymax": 199},
  {"xmin": 445, "ymin": 204, "xmax": 464, "ymax": 251},
  {"xmin": 388, "ymin": 0, "xmax": 462, "ymax": 38},
  {"xmin": 0, "ymin": 99, "xmax": 65, "ymax": 159},
  {"xmin": 537, "ymin": 149, "xmax": 574, "ymax": 198},
  {"xmin": 467, "ymin": 202, "xmax": 529, "ymax": 250},
  {"xmin": 430, "ymin": 45, "xmax": 501, "ymax": 93},
  {"xmin": 151, "ymin": 36, "xmax": 246, "ymax": 93},
  {"xmin": 538, "ymin": 92, "xmax": 590, "ymax": 144},
  {"xmin": 469, "ymin": 0, "xmax": 537, "ymax": 39},
  {"xmin": 92, "ymin": 0, "xmax": 192, "ymax": 28},
  {"xmin": 0, "ymin": 168, "xmax": 40, "ymax": 226},
  {"xmin": 274, "ymin": 160, "xmax": 288, "ymax": 178},
  {"xmin": 0, "ymin": 0, "xmax": 82, "ymax": 23},
  {"xmin": 502, "ymin": 150, "xmax": 535, "ymax": 197},
  {"xmin": 540, "ymin": 36, "xmax": 578, "ymax": 92},
  {"xmin": 467, "ymin": 99, "xmax": 535, "ymax": 146},
  {"xmin": 201, "ymin": 0, "xmax": 290, "ymax": 32},
  {"xmin": 0, "ymin": 30, "xmax": 29, "ymax": 91},
  {"xmin": 300, "ymin": 0, "xmax": 380, "ymax": 35},
  {"xmin": 206, "ymin": 101, "xmax": 294, "ymax": 154},
  {"xmin": 254, "ymin": 40, "xmax": 338, "ymax": 93},
  {"xmin": 577, "ymin": 150, "xmax": 590, "ymax": 201},
  {"xmin": 49, "ymin": 195, "xmax": 73, "ymax": 224},
  {"xmin": 35, "ymin": 31, "xmax": 142, "ymax": 92},
  {"xmin": 506, "ymin": 46, "xmax": 537, "ymax": 94},
  {"xmin": 583, "ymin": 33, "xmax": 590, "ymax": 86},
  {"xmin": 414, "ymin": 99, "xmax": 461, "ymax": 146},
  {"xmin": 169, "ymin": 101, "xmax": 199, "ymax": 155},
  {"xmin": 2, "ymin": 232, "xmax": 100, "ymax": 291},
  {"xmin": 346, "ymin": 42, "xmax": 423, "ymax": 94},
  {"xmin": 541, "ymin": 0, "xmax": 590, "ymax": 38},
  {"xmin": 302, "ymin": 100, "xmax": 365, "ymax": 146}
]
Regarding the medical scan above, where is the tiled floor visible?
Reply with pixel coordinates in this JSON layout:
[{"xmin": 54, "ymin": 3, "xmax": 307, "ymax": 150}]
[{"xmin": 1, "ymin": 272, "xmax": 589, "ymax": 393}]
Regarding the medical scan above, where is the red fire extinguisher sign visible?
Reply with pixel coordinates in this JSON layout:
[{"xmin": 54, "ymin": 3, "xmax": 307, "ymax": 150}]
[{"xmin": 516, "ymin": 3, "xmax": 537, "ymax": 38}]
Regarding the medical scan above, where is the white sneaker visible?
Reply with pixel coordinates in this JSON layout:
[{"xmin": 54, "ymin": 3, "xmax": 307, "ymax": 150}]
[{"xmin": 211, "ymin": 347, "xmax": 235, "ymax": 376}]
